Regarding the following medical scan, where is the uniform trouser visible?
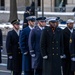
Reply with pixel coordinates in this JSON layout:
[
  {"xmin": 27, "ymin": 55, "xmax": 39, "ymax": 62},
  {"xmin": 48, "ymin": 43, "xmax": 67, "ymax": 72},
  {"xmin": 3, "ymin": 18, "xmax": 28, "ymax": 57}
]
[
  {"xmin": 34, "ymin": 69, "xmax": 42, "ymax": 75},
  {"xmin": 24, "ymin": 70, "xmax": 34, "ymax": 75},
  {"xmin": 63, "ymin": 59, "xmax": 74, "ymax": 75},
  {"xmin": 11, "ymin": 71, "xmax": 21, "ymax": 75}
]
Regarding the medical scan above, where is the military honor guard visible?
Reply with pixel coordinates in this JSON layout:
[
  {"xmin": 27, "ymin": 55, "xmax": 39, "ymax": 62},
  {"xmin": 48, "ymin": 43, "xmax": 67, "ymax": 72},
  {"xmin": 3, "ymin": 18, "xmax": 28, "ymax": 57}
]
[
  {"xmin": 28, "ymin": 17, "xmax": 46, "ymax": 75},
  {"xmin": 6, "ymin": 19, "xmax": 22, "ymax": 75},
  {"xmin": 0, "ymin": 29, "xmax": 3, "ymax": 63},
  {"xmin": 19, "ymin": 16, "xmax": 36, "ymax": 75},
  {"xmin": 63, "ymin": 19, "xmax": 74, "ymax": 75},
  {"xmin": 40, "ymin": 17, "xmax": 64, "ymax": 75}
]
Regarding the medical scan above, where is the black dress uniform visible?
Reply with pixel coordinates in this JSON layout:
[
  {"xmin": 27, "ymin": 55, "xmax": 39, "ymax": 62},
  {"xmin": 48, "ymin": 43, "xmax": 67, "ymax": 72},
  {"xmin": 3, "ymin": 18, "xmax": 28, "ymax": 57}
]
[
  {"xmin": 6, "ymin": 19, "xmax": 22, "ymax": 75},
  {"xmin": 40, "ymin": 18, "xmax": 64, "ymax": 75},
  {"xmin": 69, "ymin": 31, "xmax": 75, "ymax": 71},
  {"xmin": 0, "ymin": 29, "xmax": 3, "ymax": 63},
  {"xmin": 63, "ymin": 19, "xmax": 74, "ymax": 75},
  {"xmin": 63, "ymin": 27, "xmax": 74, "ymax": 75}
]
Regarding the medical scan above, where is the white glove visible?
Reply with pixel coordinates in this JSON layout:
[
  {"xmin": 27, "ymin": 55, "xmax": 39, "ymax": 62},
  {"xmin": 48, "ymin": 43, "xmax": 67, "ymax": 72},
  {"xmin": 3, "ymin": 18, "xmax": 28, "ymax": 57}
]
[
  {"xmin": 63, "ymin": 54, "xmax": 66, "ymax": 58},
  {"xmin": 60, "ymin": 54, "xmax": 66, "ymax": 59},
  {"xmin": 71, "ymin": 58, "xmax": 75, "ymax": 61},
  {"xmin": 9, "ymin": 56, "xmax": 12, "ymax": 59},
  {"xmin": 24, "ymin": 52, "xmax": 28, "ymax": 55},
  {"xmin": 1, "ymin": 49, "xmax": 3, "ymax": 52},
  {"xmin": 31, "ymin": 54, "xmax": 35, "ymax": 57},
  {"xmin": 43, "ymin": 55, "xmax": 48, "ymax": 59}
]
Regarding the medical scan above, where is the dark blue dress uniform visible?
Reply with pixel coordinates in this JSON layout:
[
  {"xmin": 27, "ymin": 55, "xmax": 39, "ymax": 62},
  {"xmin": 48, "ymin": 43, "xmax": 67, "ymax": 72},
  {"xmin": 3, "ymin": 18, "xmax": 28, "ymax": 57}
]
[
  {"xmin": 0, "ymin": 29, "xmax": 3, "ymax": 63},
  {"xmin": 29, "ymin": 26, "xmax": 43, "ymax": 75},
  {"xmin": 6, "ymin": 20, "xmax": 22, "ymax": 75},
  {"xmin": 40, "ymin": 26, "xmax": 64, "ymax": 75},
  {"xmin": 28, "ymin": 17, "xmax": 46, "ymax": 75},
  {"xmin": 19, "ymin": 26, "xmax": 34, "ymax": 75}
]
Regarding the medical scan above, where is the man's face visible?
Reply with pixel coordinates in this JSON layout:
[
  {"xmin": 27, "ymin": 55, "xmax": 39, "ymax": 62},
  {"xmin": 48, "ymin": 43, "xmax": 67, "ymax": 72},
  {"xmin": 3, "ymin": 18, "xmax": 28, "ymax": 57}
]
[
  {"xmin": 39, "ymin": 21, "xmax": 46, "ymax": 27},
  {"xmin": 28, "ymin": 21, "xmax": 35, "ymax": 27},
  {"xmin": 13, "ymin": 24, "xmax": 20, "ymax": 30},
  {"xmin": 67, "ymin": 23, "xmax": 74, "ymax": 29},
  {"xmin": 49, "ymin": 21, "xmax": 58, "ymax": 28}
]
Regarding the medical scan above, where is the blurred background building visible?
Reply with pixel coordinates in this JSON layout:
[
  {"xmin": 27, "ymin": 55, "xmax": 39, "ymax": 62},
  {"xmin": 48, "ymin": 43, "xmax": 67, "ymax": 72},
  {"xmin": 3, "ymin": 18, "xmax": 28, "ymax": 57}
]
[
  {"xmin": 0, "ymin": 0, "xmax": 75, "ymax": 12},
  {"xmin": 0, "ymin": 0, "xmax": 75, "ymax": 23}
]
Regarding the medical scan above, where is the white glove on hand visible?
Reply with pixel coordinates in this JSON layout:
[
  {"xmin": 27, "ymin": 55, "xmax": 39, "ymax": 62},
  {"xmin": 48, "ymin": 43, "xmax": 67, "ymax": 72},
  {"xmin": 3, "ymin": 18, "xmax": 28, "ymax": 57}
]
[
  {"xmin": 31, "ymin": 54, "xmax": 35, "ymax": 57},
  {"xmin": 1, "ymin": 49, "xmax": 3, "ymax": 52},
  {"xmin": 63, "ymin": 54, "xmax": 66, "ymax": 58},
  {"xmin": 60, "ymin": 54, "xmax": 66, "ymax": 59},
  {"xmin": 9, "ymin": 56, "xmax": 12, "ymax": 59},
  {"xmin": 24, "ymin": 52, "xmax": 28, "ymax": 55},
  {"xmin": 43, "ymin": 55, "xmax": 48, "ymax": 59},
  {"xmin": 71, "ymin": 58, "xmax": 75, "ymax": 61}
]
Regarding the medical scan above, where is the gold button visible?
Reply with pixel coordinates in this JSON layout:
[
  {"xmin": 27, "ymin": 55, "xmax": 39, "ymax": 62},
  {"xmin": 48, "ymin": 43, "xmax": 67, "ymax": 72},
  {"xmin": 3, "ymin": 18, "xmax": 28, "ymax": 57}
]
[
  {"xmin": 56, "ymin": 54, "xmax": 58, "ymax": 55},
  {"xmin": 52, "ymin": 47, "xmax": 54, "ymax": 49},
  {"xmin": 52, "ymin": 42, "xmax": 54, "ymax": 43},
  {"xmin": 53, "ymin": 53, "xmax": 54, "ymax": 55}
]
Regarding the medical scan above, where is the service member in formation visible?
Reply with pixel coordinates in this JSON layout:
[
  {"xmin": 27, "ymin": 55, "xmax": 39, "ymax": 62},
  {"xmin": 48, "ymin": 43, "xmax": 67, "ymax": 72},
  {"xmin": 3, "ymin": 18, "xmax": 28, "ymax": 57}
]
[
  {"xmin": 40, "ymin": 17, "xmax": 64, "ymax": 75},
  {"xmin": 63, "ymin": 19, "xmax": 74, "ymax": 75},
  {"xmin": 6, "ymin": 19, "xmax": 22, "ymax": 75},
  {"xmin": 28, "ymin": 17, "xmax": 46, "ymax": 75},
  {"xmin": 64, "ymin": 19, "xmax": 75, "ymax": 75},
  {"xmin": 19, "ymin": 16, "xmax": 36, "ymax": 75},
  {"xmin": 0, "ymin": 29, "xmax": 3, "ymax": 63}
]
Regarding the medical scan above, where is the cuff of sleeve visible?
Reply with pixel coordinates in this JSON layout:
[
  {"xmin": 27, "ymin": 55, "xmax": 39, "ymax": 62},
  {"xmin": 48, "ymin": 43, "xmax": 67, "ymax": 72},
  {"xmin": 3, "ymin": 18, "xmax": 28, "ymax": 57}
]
[
  {"xmin": 30, "ymin": 50, "xmax": 34, "ymax": 53},
  {"xmin": 71, "ymin": 54, "xmax": 75, "ymax": 57},
  {"xmin": 8, "ymin": 53, "xmax": 12, "ymax": 55}
]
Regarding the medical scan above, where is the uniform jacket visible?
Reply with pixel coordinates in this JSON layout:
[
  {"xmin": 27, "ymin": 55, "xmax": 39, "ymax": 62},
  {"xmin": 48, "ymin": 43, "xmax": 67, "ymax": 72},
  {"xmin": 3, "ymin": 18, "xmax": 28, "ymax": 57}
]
[
  {"xmin": 6, "ymin": 29, "xmax": 22, "ymax": 72},
  {"xmin": 69, "ymin": 30, "xmax": 75, "ymax": 71},
  {"xmin": 19, "ymin": 26, "xmax": 32, "ymax": 71},
  {"xmin": 28, "ymin": 26, "xmax": 43, "ymax": 69},
  {"xmin": 40, "ymin": 26, "xmax": 64, "ymax": 75},
  {"xmin": 63, "ymin": 27, "xmax": 75, "ymax": 75},
  {"xmin": 63, "ymin": 27, "xmax": 75, "ymax": 59}
]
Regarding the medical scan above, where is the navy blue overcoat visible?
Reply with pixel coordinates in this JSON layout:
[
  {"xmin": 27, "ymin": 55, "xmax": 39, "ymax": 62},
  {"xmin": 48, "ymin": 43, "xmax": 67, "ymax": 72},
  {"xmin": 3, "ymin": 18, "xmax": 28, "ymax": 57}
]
[
  {"xmin": 28, "ymin": 26, "xmax": 43, "ymax": 69},
  {"xmin": 19, "ymin": 26, "xmax": 32, "ymax": 71}
]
